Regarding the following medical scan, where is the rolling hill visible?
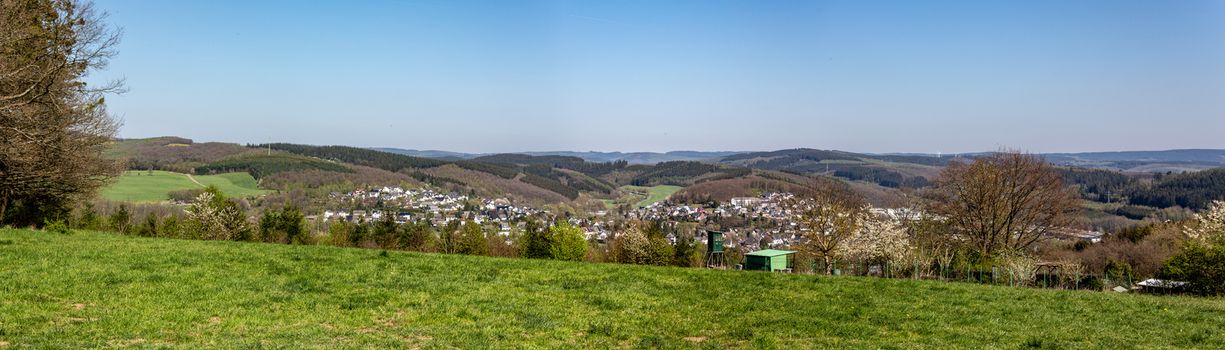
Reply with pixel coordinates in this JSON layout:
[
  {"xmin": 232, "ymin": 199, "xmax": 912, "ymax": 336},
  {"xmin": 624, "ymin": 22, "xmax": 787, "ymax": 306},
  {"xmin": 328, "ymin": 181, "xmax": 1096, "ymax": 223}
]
[
  {"xmin": 106, "ymin": 138, "xmax": 1225, "ymax": 218},
  {"xmin": 374, "ymin": 147, "xmax": 742, "ymax": 164},
  {"xmin": 1043, "ymin": 149, "xmax": 1225, "ymax": 173},
  {"xmin": 3, "ymin": 228, "xmax": 1222, "ymax": 348},
  {"xmin": 716, "ymin": 148, "xmax": 947, "ymax": 189}
]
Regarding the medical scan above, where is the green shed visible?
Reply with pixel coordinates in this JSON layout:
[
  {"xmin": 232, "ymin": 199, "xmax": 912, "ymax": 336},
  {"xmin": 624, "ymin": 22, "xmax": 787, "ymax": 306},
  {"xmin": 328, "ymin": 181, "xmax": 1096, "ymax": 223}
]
[{"xmin": 744, "ymin": 249, "xmax": 796, "ymax": 272}]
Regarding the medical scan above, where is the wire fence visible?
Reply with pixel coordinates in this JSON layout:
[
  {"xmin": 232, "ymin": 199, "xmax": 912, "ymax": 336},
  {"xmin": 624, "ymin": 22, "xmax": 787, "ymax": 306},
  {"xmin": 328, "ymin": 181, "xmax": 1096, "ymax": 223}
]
[{"xmin": 802, "ymin": 260, "xmax": 1147, "ymax": 292}]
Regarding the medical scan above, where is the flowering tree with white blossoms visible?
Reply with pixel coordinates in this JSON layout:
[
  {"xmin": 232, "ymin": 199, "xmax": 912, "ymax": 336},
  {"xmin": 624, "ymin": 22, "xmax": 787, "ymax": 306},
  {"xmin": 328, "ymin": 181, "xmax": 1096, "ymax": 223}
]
[
  {"xmin": 842, "ymin": 216, "xmax": 910, "ymax": 263},
  {"xmin": 185, "ymin": 189, "xmax": 251, "ymax": 241},
  {"xmin": 1185, "ymin": 200, "xmax": 1225, "ymax": 245}
]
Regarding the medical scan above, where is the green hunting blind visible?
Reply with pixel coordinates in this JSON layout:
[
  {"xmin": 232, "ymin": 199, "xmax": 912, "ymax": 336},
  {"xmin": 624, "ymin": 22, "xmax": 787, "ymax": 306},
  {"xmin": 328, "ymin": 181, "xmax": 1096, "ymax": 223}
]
[
  {"xmin": 704, "ymin": 230, "xmax": 725, "ymax": 268},
  {"xmin": 706, "ymin": 230, "xmax": 724, "ymax": 253}
]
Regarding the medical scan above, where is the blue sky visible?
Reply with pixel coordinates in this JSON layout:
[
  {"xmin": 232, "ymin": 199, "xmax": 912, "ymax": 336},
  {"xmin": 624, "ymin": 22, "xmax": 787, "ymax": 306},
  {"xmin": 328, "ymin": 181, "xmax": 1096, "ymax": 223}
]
[{"xmin": 90, "ymin": 0, "xmax": 1225, "ymax": 153}]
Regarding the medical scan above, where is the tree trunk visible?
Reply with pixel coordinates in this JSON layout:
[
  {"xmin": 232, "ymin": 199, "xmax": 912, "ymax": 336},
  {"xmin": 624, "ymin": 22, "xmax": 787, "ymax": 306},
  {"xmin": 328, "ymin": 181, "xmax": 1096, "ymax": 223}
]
[
  {"xmin": 823, "ymin": 255, "xmax": 833, "ymax": 275},
  {"xmin": 0, "ymin": 195, "xmax": 8, "ymax": 222}
]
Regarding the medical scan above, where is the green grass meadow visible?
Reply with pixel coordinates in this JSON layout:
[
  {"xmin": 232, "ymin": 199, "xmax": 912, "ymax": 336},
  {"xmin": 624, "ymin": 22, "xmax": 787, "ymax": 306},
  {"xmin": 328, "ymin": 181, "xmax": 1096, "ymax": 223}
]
[
  {"xmin": 1, "ymin": 229, "xmax": 1222, "ymax": 349},
  {"xmin": 605, "ymin": 185, "xmax": 683, "ymax": 209},
  {"xmin": 100, "ymin": 170, "xmax": 270, "ymax": 202}
]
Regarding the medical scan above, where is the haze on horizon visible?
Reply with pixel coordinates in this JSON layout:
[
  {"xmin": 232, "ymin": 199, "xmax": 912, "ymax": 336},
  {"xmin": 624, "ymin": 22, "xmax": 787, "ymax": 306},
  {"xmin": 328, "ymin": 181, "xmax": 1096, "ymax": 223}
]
[{"xmin": 91, "ymin": 0, "xmax": 1224, "ymax": 154}]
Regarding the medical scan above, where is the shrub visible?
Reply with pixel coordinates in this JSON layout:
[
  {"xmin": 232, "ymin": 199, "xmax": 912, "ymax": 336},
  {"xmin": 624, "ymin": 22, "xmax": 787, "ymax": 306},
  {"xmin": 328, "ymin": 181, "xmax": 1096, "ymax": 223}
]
[
  {"xmin": 72, "ymin": 204, "xmax": 102, "ymax": 230},
  {"xmin": 1072, "ymin": 240, "xmax": 1090, "ymax": 251},
  {"xmin": 1104, "ymin": 259, "xmax": 1136, "ymax": 285},
  {"xmin": 646, "ymin": 237, "xmax": 675, "ymax": 266},
  {"xmin": 109, "ymin": 204, "xmax": 132, "ymax": 234},
  {"xmin": 398, "ymin": 220, "xmax": 436, "ymax": 252},
  {"xmin": 999, "ymin": 253, "xmax": 1039, "ymax": 286},
  {"xmin": 161, "ymin": 215, "xmax": 182, "ymax": 238},
  {"xmin": 167, "ymin": 188, "xmax": 206, "ymax": 203},
  {"xmin": 43, "ymin": 219, "xmax": 70, "ymax": 234},
  {"xmin": 1160, "ymin": 242, "xmax": 1225, "ymax": 296},
  {"xmin": 1116, "ymin": 224, "xmax": 1154, "ymax": 243},
  {"xmin": 137, "ymin": 213, "xmax": 159, "ymax": 237},
  {"xmin": 611, "ymin": 225, "xmax": 651, "ymax": 264},
  {"xmin": 185, "ymin": 188, "xmax": 252, "ymax": 241},
  {"xmin": 259, "ymin": 205, "xmax": 308, "ymax": 244},
  {"xmin": 548, "ymin": 222, "xmax": 588, "ymax": 262},
  {"xmin": 327, "ymin": 221, "xmax": 351, "ymax": 247}
]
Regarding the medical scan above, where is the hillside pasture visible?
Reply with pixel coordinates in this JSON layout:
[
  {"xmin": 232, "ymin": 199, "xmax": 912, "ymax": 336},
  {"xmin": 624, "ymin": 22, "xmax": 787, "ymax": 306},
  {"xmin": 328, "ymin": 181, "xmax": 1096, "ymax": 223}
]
[
  {"xmin": 605, "ymin": 185, "xmax": 682, "ymax": 208},
  {"xmin": 1, "ymin": 229, "xmax": 1222, "ymax": 349},
  {"xmin": 631, "ymin": 185, "xmax": 682, "ymax": 207},
  {"xmin": 100, "ymin": 170, "xmax": 270, "ymax": 202}
]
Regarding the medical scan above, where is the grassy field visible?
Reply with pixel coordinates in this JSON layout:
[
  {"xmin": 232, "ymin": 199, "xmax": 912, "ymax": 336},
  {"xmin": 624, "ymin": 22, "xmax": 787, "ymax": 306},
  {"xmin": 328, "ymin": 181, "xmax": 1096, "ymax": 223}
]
[
  {"xmin": 1, "ymin": 229, "xmax": 1223, "ymax": 349},
  {"xmin": 100, "ymin": 170, "xmax": 271, "ymax": 202},
  {"xmin": 605, "ymin": 185, "xmax": 683, "ymax": 209}
]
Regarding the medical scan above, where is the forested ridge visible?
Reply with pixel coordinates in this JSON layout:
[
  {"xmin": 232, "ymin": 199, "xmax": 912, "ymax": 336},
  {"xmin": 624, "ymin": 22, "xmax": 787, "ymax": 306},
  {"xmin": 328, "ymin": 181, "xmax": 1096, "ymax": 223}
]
[{"xmin": 1062, "ymin": 167, "xmax": 1225, "ymax": 210}]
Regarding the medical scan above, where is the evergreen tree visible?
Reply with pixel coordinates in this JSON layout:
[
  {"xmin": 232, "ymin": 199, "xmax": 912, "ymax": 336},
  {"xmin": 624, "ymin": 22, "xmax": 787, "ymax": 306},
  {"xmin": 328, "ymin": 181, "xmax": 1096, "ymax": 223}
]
[
  {"xmin": 672, "ymin": 232, "xmax": 700, "ymax": 267},
  {"xmin": 399, "ymin": 220, "xmax": 436, "ymax": 252},
  {"xmin": 439, "ymin": 220, "xmax": 461, "ymax": 254},
  {"xmin": 519, "ymin": 219, "xmax": 552, "ymax": 259},
  {"xmin": 109, "ymin": 204, "xmax": 131, "ymax": 234},
  {"xmin": 371, "ymin": 214, "xmax": 398, "ymax": 249},
  {"xmin": 258, "ymin": 205, "xmax": 307, "ymax": 244},
  {"xmin": 457, "ymin": 220, "xmax": 489, "ymax": 256},
  {"xmin": 73, "ymin": 203, "xmax": 102, "ymax": 230},
  {"xmin": 137, "ymin": 212, "xmax": 158, "ymax": 237}
]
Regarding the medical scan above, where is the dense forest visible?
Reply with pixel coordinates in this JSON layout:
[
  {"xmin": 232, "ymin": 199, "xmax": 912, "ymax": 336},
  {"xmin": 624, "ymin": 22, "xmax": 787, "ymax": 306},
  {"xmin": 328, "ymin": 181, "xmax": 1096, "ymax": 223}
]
[
  {"xmin": 718, "ymin": 148, "xmax": 939, "ymax": 189},
  {"xmin": 628, "ymin": 161, "xmax": 750, "ymax": 186},
  {"xmin": 194, "ymin": 154, "xmax": 351, "ymax": 178},
  {"xmin": 261, "ymin": 144, "xmax": 448, "ymax": 171},
  {"xmin": 1061, "ymin": 167, "xmax": 1225, "ymax": 210},
  {"xmin": 1127, "ymin": 169, "xmax": 1225, "ymax": 210}
]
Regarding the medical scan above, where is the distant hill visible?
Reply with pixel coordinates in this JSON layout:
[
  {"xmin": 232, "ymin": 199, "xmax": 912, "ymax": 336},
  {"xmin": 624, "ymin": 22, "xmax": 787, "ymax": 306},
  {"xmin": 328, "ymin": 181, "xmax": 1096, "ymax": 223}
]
[
  {"xmin": 369, "ymin": 148, "xmax": 473, "ymax": 160},
  {"xmin": 716, "ymin": 148, "xmax": 948, "ymax": 189},
  {"xmin": 373, "ymin": 147, "xmax": 742, "ymax": 164},
  {"xmin": 1045, "ymin": 149, "xmax": 1225, "ymax": 163},
  {"xmin": 1042, "ymin": 149, "xmax": 1225, "ymax": 173}
]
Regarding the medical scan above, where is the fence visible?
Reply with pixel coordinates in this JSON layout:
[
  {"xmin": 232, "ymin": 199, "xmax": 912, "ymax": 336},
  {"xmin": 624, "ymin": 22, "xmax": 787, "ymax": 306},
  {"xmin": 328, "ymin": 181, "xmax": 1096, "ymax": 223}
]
[{"xmin": 808, "ymin": 260, "xmax": 1139, "ymax": 292}]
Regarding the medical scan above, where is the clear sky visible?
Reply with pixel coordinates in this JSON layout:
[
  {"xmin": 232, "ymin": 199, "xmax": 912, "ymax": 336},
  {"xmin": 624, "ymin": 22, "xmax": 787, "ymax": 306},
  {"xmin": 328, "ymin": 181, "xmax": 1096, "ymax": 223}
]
[{"xmin": 90, "ymin": 0, "xmax": 1225, "ymax": 154}]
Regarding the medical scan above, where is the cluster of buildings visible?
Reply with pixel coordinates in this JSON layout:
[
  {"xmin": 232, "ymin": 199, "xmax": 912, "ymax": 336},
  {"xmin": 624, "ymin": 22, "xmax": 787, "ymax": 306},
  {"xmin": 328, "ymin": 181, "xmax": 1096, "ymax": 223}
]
[
  {"xmin": 603, "ymin": 192, "xmax": 803, "ymax": 249},
  {"xmin": 318, "ymin": 186, "xmax": 545, "ymax": 235}
]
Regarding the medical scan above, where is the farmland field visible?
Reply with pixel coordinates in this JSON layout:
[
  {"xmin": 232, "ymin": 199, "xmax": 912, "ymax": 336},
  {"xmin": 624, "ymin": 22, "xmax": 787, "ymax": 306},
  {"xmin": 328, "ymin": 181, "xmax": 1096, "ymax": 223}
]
[
  {"xmin": 1, "ymin": 228, "xmax": 1222, "ymax": 349},
  {"xmin": 100, "ymin": 170, "xmax": 271, "ymax": 202},
  {"xmin": 605, "ymin": 185, "xmax": 683, "ymax": 209}
]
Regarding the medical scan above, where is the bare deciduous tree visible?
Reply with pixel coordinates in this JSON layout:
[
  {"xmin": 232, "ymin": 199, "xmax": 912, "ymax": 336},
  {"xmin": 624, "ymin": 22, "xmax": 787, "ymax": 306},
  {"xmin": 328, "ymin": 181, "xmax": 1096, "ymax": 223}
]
[
  {"xmin": 1, "ymin": 0, "xmax": 123, "ymax": 225},
  {"xmin": 928, "ymin": 152, "xmax": 1078, "ymax": 258}
]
